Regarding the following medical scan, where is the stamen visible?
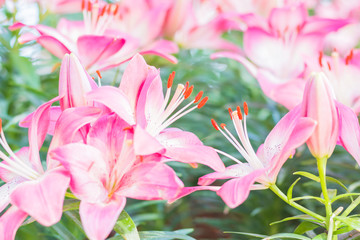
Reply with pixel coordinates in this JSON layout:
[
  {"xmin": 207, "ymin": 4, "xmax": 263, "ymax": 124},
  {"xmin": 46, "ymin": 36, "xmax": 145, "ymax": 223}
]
[
  {"xmin": 327, "ymin": 61, "xmax": 331, "ymax": 70},
  {"xmin": 197, "ymin": 96, "xmax": 208, "ymax": 109},
  {"xmin": 189, "ymin": 163, "xmax": 198, "ymax": 168},
  {"xmin": 167, "ymin": 71, "xmax": 175, "ymax": 88},
  {"xmin": 319, "ymin": 51, "xmax": 323, "ymax": 67},
  {"xmin": 243, "ymin": 102, "xmax": 248, "ymax": 115},
  {"xmin": 228, "ymin": 108, "xmax": 233, "ymax": 119},
  {"xmin": 96, "ymin": 70, "xmax": 102, "ymax": 79},
  {"xmin": 0, "ymin": 118, "xmax": 2, "ymax": 133},
  {"xmin": 345, "ymin": 49, "xmax": 354, "ymax": 65},
  {"xmin": 81, "ymin": 0, "xmax": 85, "ymax": 10},
  {"xmin": 211, "ymin": 119, "xmax": 219, "ymax": 131},
  {"xmin": 236, "ymin": 106, "xmax": 243, "ymax": 120},
  {"xmin": 194, "ymin": 91, "xmax": 203, "ymax": 103},
  {"xmin": 220, "ymin": 123, "xmax": 226, "ymax": 129},
  {"xmin": 184, "ymin": 85, "xmax": 194, "ymax": 99}
]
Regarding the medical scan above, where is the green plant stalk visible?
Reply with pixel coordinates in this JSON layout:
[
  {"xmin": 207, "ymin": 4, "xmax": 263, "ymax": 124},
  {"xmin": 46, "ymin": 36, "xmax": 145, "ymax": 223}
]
[
  {"xmin": 341, "ymin": 196, "xmax": 360, "ymax": 217},
  {"xmin": 269, "ymin": 184, "xmax": 325, "ymax": 221},
  {"xmin": 317, "ymin": 157, "xmax": 333, "ymax": 229}
]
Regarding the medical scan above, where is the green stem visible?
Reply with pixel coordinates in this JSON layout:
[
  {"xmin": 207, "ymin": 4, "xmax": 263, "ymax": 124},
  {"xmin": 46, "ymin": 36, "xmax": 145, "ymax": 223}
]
[
  {"xmin": 317, "ymin": 156, "xmax": 333, "ymax": 228},
  {"xmin": 341, "ymin": 196, "xmax": 360, "ymax": 217},
  {"xmin": 269, "ymin": 184, "xmax": 324, "ymax": 221}
]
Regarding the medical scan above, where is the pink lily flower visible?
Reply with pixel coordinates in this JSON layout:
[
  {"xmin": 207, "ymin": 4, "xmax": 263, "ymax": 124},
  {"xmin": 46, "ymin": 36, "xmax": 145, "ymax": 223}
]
[
  {"xmin": 51, "ymin": 113, "xmax": 184, "ymax": 240},
  {"xmin": 212, "ymin": 4, "xmax": 349, "ymax": 109},
  {"xmin": 0, "ymin": 99, "xmax": 70, "ymax": 240},
  {"xmin": 160, "ymin": 0, "xmax": 240, "ymax": 51},
  {"xmin": 87, "ymin": 54, "xmax": 225, "ymax": 172},
  {"xmin": 10, "ymin": 0, "xmax": 177, "ymax": 72},
  {"xmin": 172, "ymin": 102, "xmax": 316, "ymax": 208}
]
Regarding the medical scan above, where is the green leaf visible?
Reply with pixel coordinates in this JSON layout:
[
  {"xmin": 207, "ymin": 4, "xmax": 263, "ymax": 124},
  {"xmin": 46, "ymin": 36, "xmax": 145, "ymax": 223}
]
[
  {"xmin": 114, "ymin": 210, "xmax": 140, "ymax": 240},
  {"xmin": 336, "ymin": 216, "xmax": 360, "ymax": 231},
  {"xmin": 287, "ymin": 177, "xmax": 301, "ymax": 201},
  {"xmin": 226, "ymin": 232, "xmax": 311, "ymax": 240},
  {"xmin": 331, "ymin": 193, "xmax": 360, "ymax": 203},
  {"xmin": 312, "ymin": 233, "xmax": 326, "ymax": 240},
  {"xmin": 326, "ymin": 177, "xmax": 349, "ymax": 193},
  {"xmin": 139, "ymin": 229, "xmax": 196, "ymax": 240},
  {"xmin": 224, "ymin": 231, "xmax": 268, "ymax": 238},
  {"xmin": 291, "ymin": 196, "xmax": 325, "ymax": 204},
  {"xmin": 294, "ymin": 172, "xmax": 320, "ymax": 182},
  {"xmin": 263, "ymin": 233, "xmax": 312, "ymax": 240},
  {"xmin": 108, "ymin": 229, "xmax": 195, "ymax": 240},
  {"xmin": 50, "ymin": 221, "xmax": 78, "ymax": 240},
  {"xmin": 62, "ymin": 199, "xmax": 80, "ymax": 212},
  {"xmin": 270, "ymin": 215, "xmax": 323, "ymax": 226},
  {"xmin": 294, "ymin": 222, "xmax": 320, "ymax": 235}
]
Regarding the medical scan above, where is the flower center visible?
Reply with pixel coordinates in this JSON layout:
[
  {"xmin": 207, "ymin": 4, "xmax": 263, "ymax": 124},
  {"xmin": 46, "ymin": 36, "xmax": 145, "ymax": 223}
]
[
  {"xmin": 82, "ymin": 0, "xmax": 119, "ymax": 35},
  {"xmin": 211, "ymin": 103, "xmax": 264, "ymax": 169},
  {"xmin": 146, "ymin": 72, "xmax": 208, "ymax": 136},
  {"xmin": 0, "ymin": 119, "xmax": 40, "ymax": 181}
]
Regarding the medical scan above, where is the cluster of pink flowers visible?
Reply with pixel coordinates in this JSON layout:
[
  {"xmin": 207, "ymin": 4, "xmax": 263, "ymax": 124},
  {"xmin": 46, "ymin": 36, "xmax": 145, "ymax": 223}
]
[{"xmin": 2, "ymin": 0, "xmax": 360, "ymax": 239}]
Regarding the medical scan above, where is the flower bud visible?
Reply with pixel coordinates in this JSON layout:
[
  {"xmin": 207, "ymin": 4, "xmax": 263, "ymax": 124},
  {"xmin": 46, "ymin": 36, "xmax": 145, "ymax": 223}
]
[{"xmin": 301, "ymin": 72, "xmax": 339, "ymax": 158}]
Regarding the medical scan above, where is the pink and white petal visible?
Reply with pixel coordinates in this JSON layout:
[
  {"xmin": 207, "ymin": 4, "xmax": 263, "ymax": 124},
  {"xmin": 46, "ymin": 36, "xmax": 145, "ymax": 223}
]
[
  {"xmin": 0, "ymin": 206, "xmax": 28, "ymax": 240},
  {"xmin": 157, "ymin": 129, "xmax": 225, "ymax": 172},
  {"xmin": 28, "ymin": 96, "xmax": 62, "ymax": 173},
  {"xmin": 0, "ymin": 177, "xmax": 25, "ymax": 213},
  {"xmin": 268, "ymin": 4, "xmax": 306, "ymax": 34},
  {"xmin": 140, "ymin": 39, "xmax": 179, "ymax": 64},
  {"xmin": 19, "ymin": 106, "xmax": 62, "ymax": 135},
  {"xmin": 337, "ymin": 102, "xmax": 360, "ymax": 165},
  {"xmin": 59, "ymin": 53, "xmax": 97, "ymax": 110},
  {"xmin": 217, "ymin": 169, "xmax": 265, "ymax": 208},
  {"xmin": 302, "ymin": 17, "xmax": 350, "ymax": 35},
  {"xmin": 119, "ymin": 162, "xmax": 184, "ymax": 200},
  {"xmin": 168, "ymin": 186, "xmax": 221, "ymax": 204},
  {"xmin": 268, "ymin": 117, "xmax": 317, "ymax": 181},
  {"xmin": 77, "ymin": 36, "xmax": 125, "ymax": 70},
  {"xmin": 244, "ymin": 28, "xmax": 296, "ymax": 78},
  {"xmin": 257, "ymin": 72, "xmax": 306, "ymax": 110},
  {"xmin": 87, "ymin": 114, "xmax": 129, "ymax": 165},
  {"xmin": 136, "ymin": 71, "xmax": 165, "ymax": 128},
  {"xmin": 37, "ymin": 35, "xmax": 71, "ymax": 59},
  {"xmin": 87, "ymin": 86, "xmax": 135, "ymax": 125},
  {"xmin": 119, "ymin": 54, "xmax": 150, "ymax": 111},
  {"xmin": 198, "ymin": 163, "xmax": 253, "ymax": 186},
  {"xmin": 50, "ymin": 143, "xmax": 108, "ymax": 202},
  {"xmin": 47, "ymin": 106, "xmax": 102, "ymax": 169},
  {"xmin": 80, "ymin": 198, "xmax": 126, "ymax": 240},
  {"xmin": 134, "ymin": 126, "xmax": 165, "ymax": 156},
  {"xmin": 10, "ymin": 168, "xmax": 70, "ymax": 226}
]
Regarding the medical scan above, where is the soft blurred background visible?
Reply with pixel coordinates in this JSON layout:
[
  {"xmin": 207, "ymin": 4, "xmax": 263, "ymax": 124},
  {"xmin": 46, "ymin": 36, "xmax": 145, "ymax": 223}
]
[{"xmin": 1, "ymin": 0, "xmax": 359, "ymax": 239}]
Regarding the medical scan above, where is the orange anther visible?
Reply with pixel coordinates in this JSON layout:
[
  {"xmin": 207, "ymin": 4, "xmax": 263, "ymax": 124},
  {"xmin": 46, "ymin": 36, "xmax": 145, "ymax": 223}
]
[
  {"xmin": 184, "ymin": 85, "xmax": 194, "ymax": 99},
  {"xmin": 167, "ymin": 71, "xmax": 175, "ymax": 88},
  {"xmin": 96, "ymin": 70, "xmax": 102, "ymax": 79},
  {"xmin": 243, "ymin": 102, "xmax": 248, "ymax": 115},
  {"xmin": 0, "ymin": 118, "xmax": 2, "ymax": 132},
  {"xmin": 327, "ymin": 61, "xmax": 331, "ymax": 70},
  {"xmin": 123, "ymin": 126, "xmax": 132, "ymax": 131},
  {"xmin": 318, "ymin": 51, "xmax": 323, "ymax": 67},
  {"xmin": 220, "ymin": 123, "xmax": 226, "ymax": 129},
  {"xmin": 194, "ymin": 91, "xmax": 203, "ymax": 103},
  {"xmin": 236, "ymin": 106, "xmax": 243, "ymax": 120},
  {"xmin": 211, "ymin": 119, "xmax": 219, "ymax": 131},
  {"xmin": 184, "ymin": 81, "xmax": 189, "ymax": 92},
  {"xmin": 197, "ymin": 96, "xmax": 208, "ymax": 108},
  {"xmin": 228, "ymin": 107, "xmax": 233, "ymax": 119},
  {"xmin": 81, "ymin": 0, "xmax": 85, "ymax": 10},
  {"xmin": 345, "ymin": 49, "xmax": 354, "ymax": 65},
  {"xmin": 87, "ymin": 1, "xmax": 92, "ymax": 11},
  {"xmin": 113, "ymin": 4, "xmax": 119, "ymax": 15}
]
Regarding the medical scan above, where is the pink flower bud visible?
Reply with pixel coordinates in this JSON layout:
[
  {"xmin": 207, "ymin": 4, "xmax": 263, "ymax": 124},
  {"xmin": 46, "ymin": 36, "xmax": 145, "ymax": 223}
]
[{"xmin": 301, "ymin": 72, "xmax": 339, "ymax": 158}]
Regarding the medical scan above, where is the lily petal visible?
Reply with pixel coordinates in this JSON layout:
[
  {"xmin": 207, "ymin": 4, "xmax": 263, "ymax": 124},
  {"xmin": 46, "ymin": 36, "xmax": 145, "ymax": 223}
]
[{"xmin": 0, "ymin": 206, "xmax": 28, "ymax": 240}]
